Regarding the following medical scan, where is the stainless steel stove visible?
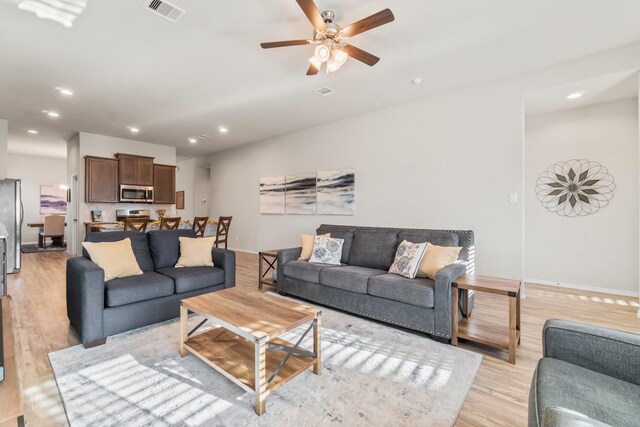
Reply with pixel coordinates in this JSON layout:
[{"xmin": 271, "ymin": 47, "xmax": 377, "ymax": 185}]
[{"xmin": 116, "ymin": 209, "xmax": 152, "ymax": 222}]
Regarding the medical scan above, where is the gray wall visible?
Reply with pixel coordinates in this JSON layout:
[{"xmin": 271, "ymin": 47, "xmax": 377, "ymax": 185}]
[
  {"xmin": 207, "ymin": 43, "xmax": 640, "ymax": 282},
  {"xmin": 525, "ymin": 99, "xmax": 639, "ymax": 294},
  {"xmin": 6, "ymin": 153, "xmax": 68, "ymax": 244},
  {"xmin": 0, "ymin": 119, "xmax": 7, "ymax": 180}
]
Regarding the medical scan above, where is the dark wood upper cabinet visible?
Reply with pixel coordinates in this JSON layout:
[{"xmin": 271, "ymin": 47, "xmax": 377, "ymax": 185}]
[
  {"xmin": 153, "ymin": 164, "xmax": 176, "ymax": 204},
  {"xmin": 85, "ymin": 156, "xmax": 118, "ymax": 203},
  {"xmin": 115, "ymin": 153, "xmax": 154, "ymax": 186},
  {"xmin": 137, "ymin": 157, "xmax": 154, "ymax": 186}
]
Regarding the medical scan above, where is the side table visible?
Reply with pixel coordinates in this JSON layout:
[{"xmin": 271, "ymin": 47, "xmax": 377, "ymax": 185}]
[
  {"xmin": 451, "ymin": 274, "xmax": 521, "ymax": 364},
  {"xmin": 258, "ymin": 250, "xmax": 278, "ymax": 291}
]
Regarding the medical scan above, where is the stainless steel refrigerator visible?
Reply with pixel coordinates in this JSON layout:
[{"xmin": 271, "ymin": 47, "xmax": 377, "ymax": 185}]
[{"xmin": 0, "ymin": 179, "xmax": 22, "ymax": 296}]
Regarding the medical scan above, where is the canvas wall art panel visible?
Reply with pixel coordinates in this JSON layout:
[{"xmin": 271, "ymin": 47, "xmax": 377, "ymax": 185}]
[
  {"xmin": 259, "ymin": 176, "xmax": 286, "ymax": 214},
  {"xmin": 285, "ymin": 173, "xmax": 316, "ymax": 214},
  {"xmin": 40, "ymin": 185, "xmax": 67, "ymax": 214},
  {"xmin": 317, "ymin": 169, "xmax": 355, "ymax": 215}
]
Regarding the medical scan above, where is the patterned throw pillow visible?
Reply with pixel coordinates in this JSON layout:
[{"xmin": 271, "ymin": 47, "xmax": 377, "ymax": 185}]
[
  {"xmin": 309, "ymin": 236, "xmax": 344, "ymax": 265},
  {"xmin": 388, "ymin": 240, "xmax": 428, "ymax": 279}
]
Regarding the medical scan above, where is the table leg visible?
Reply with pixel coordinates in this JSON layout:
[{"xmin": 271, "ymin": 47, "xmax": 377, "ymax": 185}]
[
  {"xmin": 255, "ymin": 337, "xmax": 267, "ymax": 415},
  {"xmin": 517, "ymin": 288, "xmax": 521, "ymax": 345},
  {"xmin": 508, "ymin": 296, "xmax": 517, "ymax": 364},
  {"xmin": 179, "ymin": 305, "xmax": 188, "ymax": 357},
  {"xmin": 451, "ymin": 288, "xmax": 459, "ymax": 346},
  {"xmin": 313, "ymin": 315, "xmax": 322, "ymax": 375},
  {"xmin": 258, "ymin": 255, "xmax": 264, "ymax": 291}
]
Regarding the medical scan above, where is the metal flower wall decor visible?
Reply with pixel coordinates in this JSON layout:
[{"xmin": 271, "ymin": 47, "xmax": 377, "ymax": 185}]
[{"xmin": 536, "ymin": 159, "xmax": 615, "ymax": 217}]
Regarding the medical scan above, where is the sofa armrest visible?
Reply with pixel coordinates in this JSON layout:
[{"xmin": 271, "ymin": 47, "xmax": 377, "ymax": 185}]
[
  {"xmin": 541, "ymin": 407, "xmax": 611, "ymax": 427},
  {"xmin": 212, "ymin": 248, "xmax": 236, "ymax": 288},
  {"xmin": 543, "ymin": 319, "xmax": 640, "ymax": 385},
  {"xmin": 277, "ymin": 247, "xmax": 302, "ymax": 285},
  {"xmin": 66, "ymin": 257, "xmax": 105, "ymax": 344},
  {"xmin": 433, "ymin": 262, "xmax": 467, "ymax": 338}
]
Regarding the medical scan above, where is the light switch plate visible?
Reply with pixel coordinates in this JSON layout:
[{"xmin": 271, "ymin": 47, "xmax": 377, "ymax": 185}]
[{"xmin": 509, "ymin": 193, "xmax": 518, "ymax": 203}]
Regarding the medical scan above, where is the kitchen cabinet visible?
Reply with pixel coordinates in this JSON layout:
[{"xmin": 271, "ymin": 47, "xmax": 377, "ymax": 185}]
[
  {"xmin": 115, "ymin": 154, "xmax": 154, "ymax": 186},
  {"xmin": 153, "ymin": 164, "xmax": 176, "ymax": 204},
  {"xmin": 85, "ymin": 156, "xmax": 118, "ymax": 203}
]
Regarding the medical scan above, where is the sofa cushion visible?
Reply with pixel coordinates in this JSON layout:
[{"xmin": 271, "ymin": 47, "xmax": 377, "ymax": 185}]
[
  {"xmin": 84, "ymin": 231, "xmax": 154, "ymax": 271},
  {"xmin": 283, "ymin": 260, "xmax": 342, "ymax": 283},
  {"xmin": 316, "ymin": 226, "xmax": 354, "ymax": 264},
  {"xmin": 319, "ymin": 266, "xmax": 386, "ymax": 294},
  {"xmin": 348, "ymin": 230, "xmax": 399, "ymax": 270},
  {"xmin": 398, "ymin": 230, "xmax": 459, "ymax": 248},
  {"xmin": 368, "ymin": 274, "xmax": 436, "ymax": 308},
  {"xmin": 105, "ymin": 271, "xmax": 175, "ymax": 307},
  {"xmin": 534, "ymin": 358, "xmax": 640, "ymax": 427},
  {"xmin": 156, "ymin": 266, "xmax": 225, "ymax": 293},
  {"xmin": 148, "ymin": 229, "xmax": 197, "ymax": 269}
]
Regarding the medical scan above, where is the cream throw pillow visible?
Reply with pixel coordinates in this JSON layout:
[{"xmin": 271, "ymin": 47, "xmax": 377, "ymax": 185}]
[
  {"xmin": 417, "ymin": 243, "xmax": 462, "ymax": 279},
  {"xmin": 176, "ymin": 236, "xmax": 215, "ymax": 267},
  {"xmin": 299, "ymin": 233, "xmax": 330, "ymax": 261},
  {"xmin": 82, "ymin": 238, "xmax": 143, "ymax": 281}
]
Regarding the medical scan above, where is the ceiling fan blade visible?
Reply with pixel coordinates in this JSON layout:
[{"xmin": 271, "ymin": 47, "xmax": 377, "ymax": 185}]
[
  {"xmin": 260, "ymin": 40, "xmax": 311, "ymax": 49},
  {"xmin": 342, "ymin": 44, "xmax": 380, "ymax": 66},
  {"xmin": 306, "ymin": 64, "xmax": 319, "ymax": 75},
  {"xmin": 340, "ymin": 9, "xmax": 395, "ymax": 38},
  {"xmin": 295, "ymin": 0, "xmax": 327, "ymax": 32}
]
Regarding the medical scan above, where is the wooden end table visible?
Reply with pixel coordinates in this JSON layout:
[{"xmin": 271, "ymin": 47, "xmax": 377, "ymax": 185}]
[
  {"xmin": 451, "ymin": 274, "xmax": 521, "ymax": 364},
  {"xmin": 180, "ymin": 288, "xmax": 321, "ymax": 415},
  {"xmin": 258, "ymin": 250, "xmax": 278, "ymax": 291}
]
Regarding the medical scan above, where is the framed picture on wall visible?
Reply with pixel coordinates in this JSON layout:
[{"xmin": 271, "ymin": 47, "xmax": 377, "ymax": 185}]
[
  {"xmin": 176, "ymin": 191, "xmax": 185, "ymax": 210},
  {"xmin": 40, "ymin": 185, "xmax": 67, "ymax": 214}
]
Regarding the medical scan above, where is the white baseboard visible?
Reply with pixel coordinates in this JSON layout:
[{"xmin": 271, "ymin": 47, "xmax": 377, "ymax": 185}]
[{"xmin": 525, "ymin": 278, "xmax": 639, "ymax": 298}]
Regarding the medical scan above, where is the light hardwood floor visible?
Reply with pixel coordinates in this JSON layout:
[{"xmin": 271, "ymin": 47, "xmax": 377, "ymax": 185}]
[{"xmin": 7, "ymin": 251, "xmax": 640, "ymax": 426}]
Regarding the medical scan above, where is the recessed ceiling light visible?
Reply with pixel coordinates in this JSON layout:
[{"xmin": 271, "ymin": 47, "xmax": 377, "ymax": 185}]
[
  {"xmin": 45, "ymin": 111, "xmax": 60, "ymax": 118},
  {"xmin": 188, "ymin": 138, "xmax": 197, "ymax": 144},
  {"xmin": 27, "ymin": 129, "xmax": 38, "ymax": 134},
  {"xmin": 56, "ymin": 87, "xmax": 73, "ymax": 96},
  {"xmin": 566, "ymin": 92, "xmax": 584, "ymax": 100},
  {"xmin": 128, "ymin": 126, "xmax": 140, "ymax": 134},
  {"xmin": 411, "ymin": 77, "xmax": 423, "ymax": 85},
  {"xmin": 218, "ymin": 126, "xmax": 228, "ymax": 134}
]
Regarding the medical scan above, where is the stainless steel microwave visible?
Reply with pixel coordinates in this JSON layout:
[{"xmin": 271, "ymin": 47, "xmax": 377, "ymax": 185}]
[{"xmin": 120, "ymin": 185, "xmax": 154, "ymax": 203}]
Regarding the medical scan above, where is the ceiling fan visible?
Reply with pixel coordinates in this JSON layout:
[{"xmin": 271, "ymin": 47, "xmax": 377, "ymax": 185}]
[{"xmin": 260, "ymin": 0, "xmax": 395, "ymax": 76}]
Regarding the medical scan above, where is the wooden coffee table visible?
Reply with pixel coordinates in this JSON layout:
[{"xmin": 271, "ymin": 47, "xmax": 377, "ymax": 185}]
[{"xmin": 179, "ymin": 288, "xmax": 322, "ymax": 415}]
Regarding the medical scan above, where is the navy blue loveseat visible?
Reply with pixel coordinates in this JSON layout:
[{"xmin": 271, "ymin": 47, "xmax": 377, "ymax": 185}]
[{"xmin": 66, "ymin": 229, "xmax": 235, "ymax": 347}]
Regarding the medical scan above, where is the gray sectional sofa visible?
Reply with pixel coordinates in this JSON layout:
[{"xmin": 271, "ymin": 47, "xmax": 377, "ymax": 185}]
[
  {"xmin": 67, "ymin": 229, "xmax": 235, "ymax": 347},
  {"xmin": 277, "ymin": 224, "xmax": 474, "ymax": 341},
  {"xmin": 529, "ymin": 319, "xmax": 640, "ymax": 427}
]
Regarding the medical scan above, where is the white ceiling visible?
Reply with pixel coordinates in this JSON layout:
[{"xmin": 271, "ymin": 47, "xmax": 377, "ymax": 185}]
[
  {"xmin": 1, "ymin": 0, "xmax": 640, "ymax": 159},
  {"xmin": 525, "ymin": 69, "xmax": 639, "ymax": 116}
]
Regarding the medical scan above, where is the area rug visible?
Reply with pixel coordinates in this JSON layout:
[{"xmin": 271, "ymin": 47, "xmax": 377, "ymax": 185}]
[
  {"xmin": 49, "ymin": 300, "xmax": 482, "ymax": 426},
  {"xmin": 21, "ymin": 243, "xmax": 66, "ymax": 253}
]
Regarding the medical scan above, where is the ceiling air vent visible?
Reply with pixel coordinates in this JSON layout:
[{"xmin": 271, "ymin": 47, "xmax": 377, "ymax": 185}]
[
  {"xmin": 316, "ymin": 87, "xmax": 336, "ymax": 97},
  {"xmin": 144, "ymin": 0, "xmax": 185, "ymax": 22}
]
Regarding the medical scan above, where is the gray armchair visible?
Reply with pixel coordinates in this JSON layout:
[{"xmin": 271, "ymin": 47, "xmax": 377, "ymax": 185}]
[{"xmin": 529, "ymin": 319, "xmax": 640, "ymax": 427}]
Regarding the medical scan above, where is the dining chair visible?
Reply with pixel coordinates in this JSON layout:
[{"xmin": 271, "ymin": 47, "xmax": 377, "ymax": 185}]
[
  {"xmin": 160, "ymin": 216, "xmax": 181, "ymax": 230},
  {"xmin": 192, "ymin": 216, "xmax": 209, "ymax": 238},
  {"xmin": 39, "ymin": 215, "xmax": 65, "ymax": 248},
  {"xmin": 215, "ymin": 216, "xmax": 232, "ymax": 249},
  {"xmin": 124, "ymin": 218, "xmax": 149, "ymax": 232}
]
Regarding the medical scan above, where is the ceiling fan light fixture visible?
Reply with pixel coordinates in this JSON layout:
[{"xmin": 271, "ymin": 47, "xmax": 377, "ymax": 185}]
[
  {"xmin": 332, "ymin": 49, "xmax": 348, "ymax": 66},
  {"xmin": 326, "ymin": 58, "xmax": 339, "ymax": 74},
  {"xmin": 308, "ymin": 55, "xmax": 322, "ymax": 69},
  {"xmin": 314, "ymin": 44, "xmax": 331, "ymax": 63}
]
